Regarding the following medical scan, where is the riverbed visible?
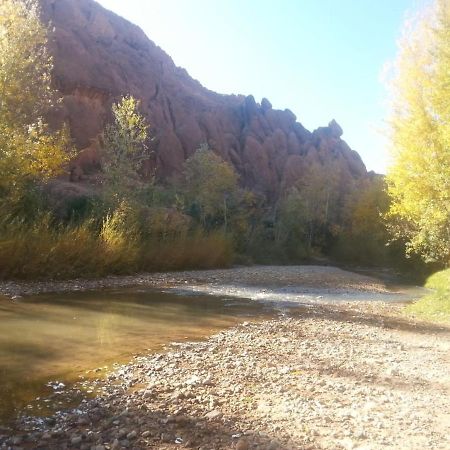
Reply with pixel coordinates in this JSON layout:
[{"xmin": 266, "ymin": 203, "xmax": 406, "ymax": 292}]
[
  {"xmin": 1, "ymin": 266, "xmax": 447, "ymax": 450},
  {"xmin": 0, "ymin": 266, "xmax": 422, "ymax": 425}
]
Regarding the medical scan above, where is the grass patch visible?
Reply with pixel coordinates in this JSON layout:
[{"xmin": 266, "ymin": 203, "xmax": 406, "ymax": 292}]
[
  {"xmin": 407, "ymin": 268, "xmax": 450, "ymax": 324},
  {"xmin": 0, "ymin": 216, "xmax": 233, "ymax": 280}
]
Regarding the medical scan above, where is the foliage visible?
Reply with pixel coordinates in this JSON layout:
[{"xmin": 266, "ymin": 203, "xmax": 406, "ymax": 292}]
[
  {"xmin": 265, "ymin": 160, "xmax": 350, "ymax": 261},
  {"xmin": 0, "ymin": 122, "xmax": 71, "ymax": 197},
  {"xmin": 99, "ymin": 201, "xmax": 140, "ymax": 273},
  {"xmin": 139, "ymin": 230, "xmax": 233, "ymax": 272},
  {"xmin": 385, "ymin": 0, "xmax": 450, "ymax": 264},
  {"xmin": 273, "ymin": 188, "xmax": 310, "ymax": 260},
  {"xmin": 101, "ymin": 96, "xmax": 150, "ymax": 203},
  {"xmin": 0, "ymin": 0, "xmax": 70, "ymax": 202},
  {"xmin": 407, "ymin": 268, "xmax": 450, "ymax": 323},
  {"xmin": 0, "ymin": 83, "xmax": 235, "ymax": 280},
  {"xmin": 182, "ymin": 144, "xmax": 240, "ymax": 229},
  {"xmin": 0, "ymin": 215, "xmax": 98, "ymax": 279},
  {"xmin": 333, "ymin": 176, "xmax": 391, "ymax": 264},
  {"xmin": 0, "ymin": 211, "xmax": 232, "ymax": 280},
  {"xmin": 0, "ymin": 1, "xmax": 426, "ymax": 279},
  {"xmin": 0, "ymin": 0, "xmax": 54, "ymax": 126}
]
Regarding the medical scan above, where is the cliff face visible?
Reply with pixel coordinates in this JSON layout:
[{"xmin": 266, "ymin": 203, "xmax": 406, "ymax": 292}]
[{"xmin": 40, "ymin": 0, "xmax": 367, "ymax": 200}]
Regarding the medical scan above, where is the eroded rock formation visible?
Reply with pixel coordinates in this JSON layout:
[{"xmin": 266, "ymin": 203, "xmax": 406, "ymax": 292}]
[{"xmin": 40, "ymin": 0, "xmax": 368, "ymax": 201}]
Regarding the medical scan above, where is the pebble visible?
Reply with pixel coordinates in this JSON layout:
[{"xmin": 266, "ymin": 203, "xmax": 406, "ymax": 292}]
[
  {"xmin": 204, "ymin": 409, "xmax": 223, "ymax": 420},
  {"xmin": 71, "ymin": 435, "xmax": 83, "ymax": 445},
  {"xmin": 126, "ymin": 430, "xmax": 137, "ymax": 440}
]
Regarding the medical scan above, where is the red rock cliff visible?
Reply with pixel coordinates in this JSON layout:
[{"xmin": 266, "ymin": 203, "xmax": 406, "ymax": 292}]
[{"xmin": 40, "ymin": 0, "xmax": 368, "ymax": 200}]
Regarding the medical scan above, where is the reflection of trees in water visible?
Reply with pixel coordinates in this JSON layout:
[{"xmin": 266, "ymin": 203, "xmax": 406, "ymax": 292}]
[
  {"xmin": 96, "ymin": 307, "xmax": 121, "ymax": 347},
  {"xmin": 0, "ymin": 289, "xmax": 267, "ymax": 423}
]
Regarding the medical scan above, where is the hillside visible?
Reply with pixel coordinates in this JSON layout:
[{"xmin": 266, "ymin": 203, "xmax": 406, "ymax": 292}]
[{"xmin": 40, "ymin": 0, "xmax": 368, "ymax": 201}]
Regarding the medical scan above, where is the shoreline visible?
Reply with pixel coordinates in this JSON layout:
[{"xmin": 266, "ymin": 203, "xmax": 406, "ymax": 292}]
[
  {"xmin": 0, "ymin": 265, "xmax": 399, "ymax": 300},
  {"xmin": 1, "ymin": 301, "xmax": 449, "ymax": 449},
  {"xmin": 1, "ymin": 266, "xmax": 448, "ymax": 449}
]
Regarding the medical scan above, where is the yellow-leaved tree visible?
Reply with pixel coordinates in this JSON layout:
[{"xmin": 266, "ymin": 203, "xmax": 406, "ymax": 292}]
[
  {"xmin": 386, "ymin": 0, "xmax": 450, "ymax": 264},
  {"xmin": 182, "ymin": 144, "xmax": 240, "ymax": 231},
  {"xmin": 101, "ymin": 96, "xmax": 149, "ymax": 204},
  {"xmin": 0, "ymin": 0, "xmax": 70, "ymax": 202}
]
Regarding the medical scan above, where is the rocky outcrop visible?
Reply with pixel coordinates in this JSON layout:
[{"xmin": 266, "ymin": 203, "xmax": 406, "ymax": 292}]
[{"xmin": 39, "ymin": 0, "xmax": 367, "ymax": 200}]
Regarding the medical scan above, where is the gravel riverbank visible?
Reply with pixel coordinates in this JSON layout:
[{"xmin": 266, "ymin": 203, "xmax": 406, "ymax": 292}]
[
  {"xmin": 1, "ymin": 267, "xmax": 448, "ymax": 450},
  {"xmin": 0, "ymin": 266, "xmax": 390, "ymax": 299}
]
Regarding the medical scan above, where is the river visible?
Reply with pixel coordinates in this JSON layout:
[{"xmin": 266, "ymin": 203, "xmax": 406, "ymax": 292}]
[
  {"xmin": 0, "ymin": 266, "xmax": 425, "ymax": 427},
  {"xmin": 0, "ymin": 287, "xmax": 273, "ymax": 424}
]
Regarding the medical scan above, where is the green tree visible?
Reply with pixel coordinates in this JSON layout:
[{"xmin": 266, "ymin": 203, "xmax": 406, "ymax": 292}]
[
  {"xmin": 277, "ymin": 160, "xmax": 347, "ymax": 254},
  {"xmin": 0, "ymin": 0, "xmax": 70, "ymax": 200},
  {"xmin": 334, "ymin": 176, "xmax": 391, "ymax": 264},
  {"xmin": 386, "ymin": 0, "xmax": 450, "ymax": 264},
  {"xmin": 274, "ymin": 187, "xmax": 309, "ymax": 260},
  {"xmin": 182, "ymin": 144, "xmax": 240, "ymax": 230},
  {"xmin": 101, "ymin": 95, "xmax": 149, "ymax": 203}
]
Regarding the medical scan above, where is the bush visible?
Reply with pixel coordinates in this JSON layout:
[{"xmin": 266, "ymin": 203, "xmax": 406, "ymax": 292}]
[
  {"xmin": 139, "ymin": 230, "xmax": 233, "ymax": 272},
  {"xmin": 0, "ymin": 211, "xmax": 233, "ymax": 280},
  {"xmin": 0, "ymin": 217, "xmax": 101, "ymax": 279}
]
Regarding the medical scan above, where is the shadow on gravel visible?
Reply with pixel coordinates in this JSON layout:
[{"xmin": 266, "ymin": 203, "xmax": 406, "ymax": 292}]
[
  {"xmin": 6, "ymin": 403, "xmax": 314, "ymax": 450},
  {"xmin": 289, "ymin": 304, "xmax": 450, "ymax": 336},
  {"xmin": 310, "ymin": 362, "xmax": 450, "ymax": 394}
]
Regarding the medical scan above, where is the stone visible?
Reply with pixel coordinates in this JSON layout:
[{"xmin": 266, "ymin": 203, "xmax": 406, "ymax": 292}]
[
  {"xmin": 71, "ymin": 435, "xmax": 83, "ymax": 446},
  {"xmin": 161, "ymin": 432, "xmax": 174, "ymax": 443},
  {"xmin": 328, "ymin": 119, "xmax": 343, "ymax": 138},
  {"xmin": 204, "ymin": 409, "xmax": 223, "ymax": 420},
  {"xmin": 126, "ymin": 430, "xmax": 137, "ymax": 440},
  {"xmin": 117, "ymin": 429, "xmax": 127, "ymax": 438},
  {"xmin": 261, "ymin": 98, "xmax": 272, "ymax": 112}
]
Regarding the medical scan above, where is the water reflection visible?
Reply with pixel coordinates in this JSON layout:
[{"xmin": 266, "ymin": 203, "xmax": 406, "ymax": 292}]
[{"xmin": 0, "ymin": 288, "xmax": 272, "ymax": 423}]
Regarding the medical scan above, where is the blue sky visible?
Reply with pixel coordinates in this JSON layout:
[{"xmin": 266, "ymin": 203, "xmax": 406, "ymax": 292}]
[{"xmin": 97, "ymin": 0, "xmax": 422, "ymax": 174}]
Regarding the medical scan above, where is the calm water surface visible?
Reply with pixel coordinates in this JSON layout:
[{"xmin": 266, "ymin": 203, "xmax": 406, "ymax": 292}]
[{"xmin": 0, "ymin": 288, "xmax": 273, "ymax": 423}]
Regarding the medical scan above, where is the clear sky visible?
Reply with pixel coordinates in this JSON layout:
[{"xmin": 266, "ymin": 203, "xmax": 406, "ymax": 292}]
[{"xmin": 96, "ymin": 0, "xmax": 421, "ymax": 174}]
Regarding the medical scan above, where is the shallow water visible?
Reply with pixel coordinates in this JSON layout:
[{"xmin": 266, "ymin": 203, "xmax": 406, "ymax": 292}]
[
  {"xmin": 169, "ymin": 283, "xmax": 426, "ymax": 307},
  {"xmin": 0, "ymin": 288, "xmax": 273, "ymax": 424}
]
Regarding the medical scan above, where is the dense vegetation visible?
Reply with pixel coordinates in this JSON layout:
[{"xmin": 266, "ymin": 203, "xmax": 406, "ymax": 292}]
[
  {"xmin": 0, "ymin": 0, "xmax": 443, "ymax": 292},
  {"xmin": 386, "ymin": 0, "xmax": 450, "ymax": 265},
  {"xmin": 0, "ymin": 0, "xmax": 70, "ymax": 208},
  {"xmin": 386, "ymin": 0, "xmax": 450, "ymax": 320},
  {"xmin": 0, "ymin": 0, "xmax": 416, "ymax": 280}
]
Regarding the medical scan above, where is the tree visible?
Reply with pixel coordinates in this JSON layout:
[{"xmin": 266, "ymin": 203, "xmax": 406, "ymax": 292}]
[
  {"xmin": 333, "ymin": 176, "xmax": 391, "ymax": 264},
  {"xmin": 386, "ymin": 0, "xmax": 450, "ymax": 264},
  {"xmin": 101, "ymin": 95, "xmax": 150, "ymax": 203},
  {"xmin": 182, "ymin": 144, "xmax": 240, "ymax": 230},
  {"xmin": 277, "ymin": 159, "xmax": 347, "ymax": 254},
  {"xmin": 0, "ymin": 0, "xmax": 70, "ymax": 201}
]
